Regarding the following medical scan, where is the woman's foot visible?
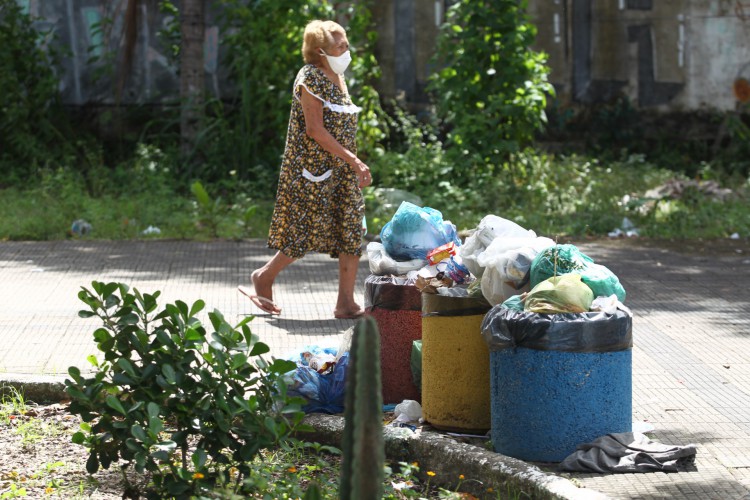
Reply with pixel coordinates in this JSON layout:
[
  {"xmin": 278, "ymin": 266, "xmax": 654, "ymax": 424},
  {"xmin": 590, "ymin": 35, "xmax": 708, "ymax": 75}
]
[
  {"xmin": 238, "ymin": 269, "xmax": 281, "ymax": 315},
  {"xmin": 334, "ymin": 302, "xmax": 365, "ymax": 319}
]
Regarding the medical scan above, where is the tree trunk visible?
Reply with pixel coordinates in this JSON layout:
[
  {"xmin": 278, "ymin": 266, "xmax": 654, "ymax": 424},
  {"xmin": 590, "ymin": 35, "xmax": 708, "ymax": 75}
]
[{"xmin": 180, "ymin": 0, "xmax": 205, "ymax": 157}]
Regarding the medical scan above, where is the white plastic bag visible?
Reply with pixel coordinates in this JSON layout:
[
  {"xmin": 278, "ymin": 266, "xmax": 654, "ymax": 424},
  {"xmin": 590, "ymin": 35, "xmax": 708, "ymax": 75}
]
[
  {"xmin": 367, "ymin": 242, "xmax": 427, "ymax": 276},
  {"xmin": 459, "ymin": 215, "xmax": 536, "ymax": 278},
  {"xmin": 479, "ymin": 237, "xmax": 555, "ymax": 306},
  {"xmin": 394, "ymin": 399, "xmax": 423, "ymax": 423}
]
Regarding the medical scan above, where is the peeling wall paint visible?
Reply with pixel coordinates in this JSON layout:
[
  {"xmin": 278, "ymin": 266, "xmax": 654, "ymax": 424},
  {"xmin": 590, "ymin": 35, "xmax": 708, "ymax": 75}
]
[{"xmin": 532, "ymin": 0, "xmax": 750, "ymax": 110}]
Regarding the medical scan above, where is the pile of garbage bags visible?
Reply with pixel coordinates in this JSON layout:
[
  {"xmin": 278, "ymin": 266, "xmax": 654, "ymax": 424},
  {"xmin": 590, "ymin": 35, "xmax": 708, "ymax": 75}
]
[
  {"xmin": 289, "ymin": 201, "xmax": 630, "ymax": 413},
  {"xmin": 368, "ymin": 202, "xmax": 627, "ymax": 316}
]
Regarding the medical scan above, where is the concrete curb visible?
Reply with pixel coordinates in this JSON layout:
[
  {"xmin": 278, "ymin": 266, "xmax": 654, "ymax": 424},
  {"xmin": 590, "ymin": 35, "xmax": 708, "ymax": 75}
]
[
  {"xmin": 3, "ymin": 378, "xmax": 609, "ymax": 499},
  {"xmin": 0, "ymin": 374, "xmax": 69, "ymax": 403},
  {"xmin": 301, "ymin": 413, "xmax": 609, "ymax": 500}
]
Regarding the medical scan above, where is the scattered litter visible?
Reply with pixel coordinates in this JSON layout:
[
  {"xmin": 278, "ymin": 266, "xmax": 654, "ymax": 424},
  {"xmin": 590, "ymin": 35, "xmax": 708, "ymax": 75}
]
[
  {"xmin": 446, "ymin": 431, "xmax": 491, "ymax": 439},
  {"xmin": 632, "ymin": 420, "xmax": 655, "ymax": 433},
  {"xmin": 71, "ymin": 219, "xmax": 92, "ymax": 237},
  {"xmin": 730, "ymin": 232, "xmax": 740, "ymax": 239},
  {"xmin": 608, "ymin": 217, "xmax": 639, "ymax": 238},
  {"xmin": 142, "ymin": 225, "xmax": 162, "ymax": 235},
  {"xmin": 643, "ymin": 178, "xmax": 733, "ymax": 202},
  {"xmin": 393, "ymin": 399, "xmax": 422, "ymax": 424}
]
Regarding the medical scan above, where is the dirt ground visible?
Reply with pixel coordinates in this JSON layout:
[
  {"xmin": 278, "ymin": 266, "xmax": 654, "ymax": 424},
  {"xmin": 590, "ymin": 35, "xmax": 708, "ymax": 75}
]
[{"xmin": 0, "ymin": 403, "xmax": 124, "ymax": 499}]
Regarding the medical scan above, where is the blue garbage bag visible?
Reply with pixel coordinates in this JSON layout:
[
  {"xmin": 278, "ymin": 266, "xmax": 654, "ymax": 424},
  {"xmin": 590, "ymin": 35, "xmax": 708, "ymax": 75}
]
[
  {"xmin": 380, "ymin": 201, "xmax": 461, "ymax": 261},
  {"xmin": 285, "ymin": 346, "xmax": 349, "ymax": 414}
]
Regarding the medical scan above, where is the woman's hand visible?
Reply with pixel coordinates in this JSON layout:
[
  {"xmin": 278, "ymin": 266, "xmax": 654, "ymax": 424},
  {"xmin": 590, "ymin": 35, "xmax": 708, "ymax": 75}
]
[{"xmin": 352, "ymin": 158, "xmax": 372, "ymax": 188}]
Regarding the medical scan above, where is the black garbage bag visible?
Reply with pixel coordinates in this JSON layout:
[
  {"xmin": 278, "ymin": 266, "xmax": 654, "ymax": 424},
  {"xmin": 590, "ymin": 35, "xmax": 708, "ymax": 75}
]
[{"xmin": 481, "ymin": 306, "xmax": 632, "ymax": 353}]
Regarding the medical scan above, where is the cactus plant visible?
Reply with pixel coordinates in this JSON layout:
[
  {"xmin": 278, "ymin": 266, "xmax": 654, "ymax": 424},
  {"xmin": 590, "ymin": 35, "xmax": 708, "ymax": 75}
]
[{"xmin": 339, "ymin": 316, "xmax": 385, "ymax": 500}]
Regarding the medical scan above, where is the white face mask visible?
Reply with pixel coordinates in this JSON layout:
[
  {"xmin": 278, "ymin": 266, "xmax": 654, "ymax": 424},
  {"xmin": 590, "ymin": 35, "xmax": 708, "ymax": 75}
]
[{"xmin": 321, "ymin": 49, "xmax": 352, "ymax": 75}]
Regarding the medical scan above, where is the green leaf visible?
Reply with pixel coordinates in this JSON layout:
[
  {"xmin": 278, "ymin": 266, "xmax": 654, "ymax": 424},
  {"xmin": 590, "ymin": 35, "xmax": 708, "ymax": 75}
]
[
  {"xmin": 249, "ymin": 341, "xmax": 270, "ymax": 356},
  {"xmin": 105, "ymin": 395, "xmax": 127, "ymax": 415},
  {"xmin": 189, "ymin": 299, "xmax": 205, "ymax": 317},
  {"xmin": 86, "ymin": 453, "xmax": 99, "ymax": 473},
  {"xmin": 131, "ymin": 424, "xmax": 147, "ymax": 442},
  {"xmin": 191, "ymin": 181, "xmax": 211, "ymax": 208},
  {"xmin": 147, "ymin": 402, "xmax": 160, "ymax": 419},
  {"xmin": 72, "ymin": 432, "xmax": 86, "ymax": 445},
  {"xmin": 192, "ymin": 448, "xmax": 207, "ymax": 469},
  {"xmin": 162, "ymin": 364, "xmax": 176, "ymax": 384},
  {"xmin": 148, "ymin": 415, "xmax": 163, "ymax": 434},
  {"xmin": 125, "ymin": 438, "xmax": 142, "ymax": 452},
  {"xmin": 65, "ymin": 386, "xmax": 87, "ymax": 401},
  {"xmin": 150, "ymin": 450, "xmax": 170, "ymax": 462},
  {"xmin": 112, "ymin": 373, "xmax": 135, "ymax": 386},
  {"xmin": 102, "ymin": 282, "xmax": 119, "ymax": 297},
  {"xmin": 230, "ymin": 353, "xmax": 248, "ymax": 369},
  {"xmin": 209, "ymin": 332, "xmax": 226, "ymax": 350},
  {"xmin": 268, "ymin": 358, "xmax": 296, "ymax": 374},
  {"xmin": 78, "ymin": 310, "xmax": 97, "ymax": 318},
  {"xmin": 116, "ymin": 358, "xmax": 137, "ymax": 378},
  {"xmin": 175, "ymin": 300, "xmax": 189, "ymax": 318},
  {"xmin": 184, "ymin": 327, "xmax": 204, "ymax": 343},
  {"xmin": 153, "ymin": 440, "xmax": 177, "ymax": 452},
  {"xmin": 155, "ymin": 330, "xmax": 172, "ymax": 347}
]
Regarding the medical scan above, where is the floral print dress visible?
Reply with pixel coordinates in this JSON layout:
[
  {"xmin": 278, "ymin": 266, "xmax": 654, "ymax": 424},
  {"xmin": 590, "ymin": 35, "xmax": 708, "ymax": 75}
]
[{"xmin": 268, "ymin": 64, "xmax": 364, "ymax": 259}]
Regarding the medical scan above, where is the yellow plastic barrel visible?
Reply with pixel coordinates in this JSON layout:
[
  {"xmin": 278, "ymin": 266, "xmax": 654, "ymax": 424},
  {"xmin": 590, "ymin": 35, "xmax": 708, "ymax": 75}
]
[{"xmin": 421, "ymin": 293, "xmax": 492, "ymax": 432}]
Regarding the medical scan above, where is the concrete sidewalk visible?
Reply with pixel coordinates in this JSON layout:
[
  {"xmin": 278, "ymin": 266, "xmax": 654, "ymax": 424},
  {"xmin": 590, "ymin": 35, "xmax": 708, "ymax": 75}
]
[{"xmin": 1, "ymin": 238, "xmax": 749, "ymax": 499}]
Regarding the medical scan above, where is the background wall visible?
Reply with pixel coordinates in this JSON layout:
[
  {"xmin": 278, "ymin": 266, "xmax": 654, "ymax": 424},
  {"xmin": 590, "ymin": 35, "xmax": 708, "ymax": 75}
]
[
  {"xmin": 374, "ymin": 0, "xmax": 750, "ymax": 111},
  {"xmin": 17, "ymin": 0, "xmax": 222, "ymax": 105},
  {"xmin": 16, "ymin": 0, "xmax": 750, "ymax": 111}
]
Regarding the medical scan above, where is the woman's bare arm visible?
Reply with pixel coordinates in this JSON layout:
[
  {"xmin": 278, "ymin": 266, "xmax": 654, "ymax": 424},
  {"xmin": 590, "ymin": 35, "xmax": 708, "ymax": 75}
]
[{"xmin": 300, "ymin": 86, "xmax": 371, "ymax": 188}]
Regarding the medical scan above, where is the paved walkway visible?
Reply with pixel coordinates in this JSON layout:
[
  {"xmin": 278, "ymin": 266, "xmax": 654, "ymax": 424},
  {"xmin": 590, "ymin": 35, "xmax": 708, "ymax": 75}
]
[{"xmin": 1, "ymin": 238, "xmax": 749, "ymax": 499}]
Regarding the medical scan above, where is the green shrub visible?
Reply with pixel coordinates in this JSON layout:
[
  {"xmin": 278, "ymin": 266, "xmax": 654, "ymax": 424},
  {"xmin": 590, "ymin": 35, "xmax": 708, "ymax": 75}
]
[
  {"xmin": 66, "ymin": 281, "xmax": 307, "ymax": 498},
  {"xmin": 0, "ymin": 0, "xmax": 70, "ymax": 182},
  {"xmin": 429, "ymin": 0, "xmax": 553, "ymax": 170}
]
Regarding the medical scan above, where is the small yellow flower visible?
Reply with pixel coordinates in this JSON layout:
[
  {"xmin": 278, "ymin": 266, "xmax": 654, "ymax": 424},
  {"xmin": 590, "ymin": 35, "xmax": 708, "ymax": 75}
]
[
  {"xmin": 459, "ymin": 474, "xmax": 465, "ymax": 480},
  {"xmin": 45, "ymin": 486, "xmax": 54, "ymax": 494},
  {"xmin": 411, "ymin": 461, "xmax": 419, "ymax": 467},
  {"xmin": 192, "ymin": 472, "xmax": 204, "ymax": 480},
  {"xmin": 487, "ymin": 487, "xmax": 494, "ymax": 493},
  {"xmin": 288, "ymin": 466, "xmax": 297, "ymax": 473},
  {"xmin": 427, "ymin": 471, "xmax": 436, "ymax": 477}
]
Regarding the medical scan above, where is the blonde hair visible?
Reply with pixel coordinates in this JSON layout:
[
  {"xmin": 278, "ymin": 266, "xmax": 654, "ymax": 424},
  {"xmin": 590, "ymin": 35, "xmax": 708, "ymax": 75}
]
[{"xmin": 302, "ymin": 20, "xmax": 346, "ymax": 64}]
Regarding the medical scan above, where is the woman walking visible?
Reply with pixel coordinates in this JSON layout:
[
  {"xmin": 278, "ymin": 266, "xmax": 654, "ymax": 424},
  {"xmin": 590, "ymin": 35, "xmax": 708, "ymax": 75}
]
[{"xmin": 238, "ymin": 19, "xmax": 372, "ymax": 319}]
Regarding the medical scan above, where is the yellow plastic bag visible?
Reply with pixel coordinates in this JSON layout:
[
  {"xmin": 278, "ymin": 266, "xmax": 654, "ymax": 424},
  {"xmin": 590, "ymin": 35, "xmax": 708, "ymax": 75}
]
[{"xmin": 524, "ymin": 274, "xmax": 594, "ymax": 314}]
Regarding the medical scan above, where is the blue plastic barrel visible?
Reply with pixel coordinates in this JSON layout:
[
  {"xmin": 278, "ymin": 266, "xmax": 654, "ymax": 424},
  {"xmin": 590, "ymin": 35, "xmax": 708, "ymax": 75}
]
[
  {"xmin": 482, "ymin": 307, "xmax": 633, "ymax": 462},
  {"xmin": 489, "ymin": 347, "xmax": 631, "ymax": 462}
]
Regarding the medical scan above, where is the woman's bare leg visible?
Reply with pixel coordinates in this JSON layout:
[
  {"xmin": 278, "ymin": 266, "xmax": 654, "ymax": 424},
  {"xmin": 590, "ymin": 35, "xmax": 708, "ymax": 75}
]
[{"xmin": 335, "ymin": 253, "xmax": 364, "ymax": 318}]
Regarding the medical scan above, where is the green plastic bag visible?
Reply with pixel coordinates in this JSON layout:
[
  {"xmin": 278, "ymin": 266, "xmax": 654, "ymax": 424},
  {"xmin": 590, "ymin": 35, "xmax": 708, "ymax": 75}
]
[
  {"xmin": 530, "ymin": 244, "xmax": 626, "ymax": 302},
  {"xmin": 524, "ymin": 274, "xmax": 594, "ymax": 314},
  {"xmin": 411, "ymin": 340, "xmax": 422, "ymax": 394},
  {"xmin": 501, "ymin": 294, "xmax": 525, "ymax": 312}
]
